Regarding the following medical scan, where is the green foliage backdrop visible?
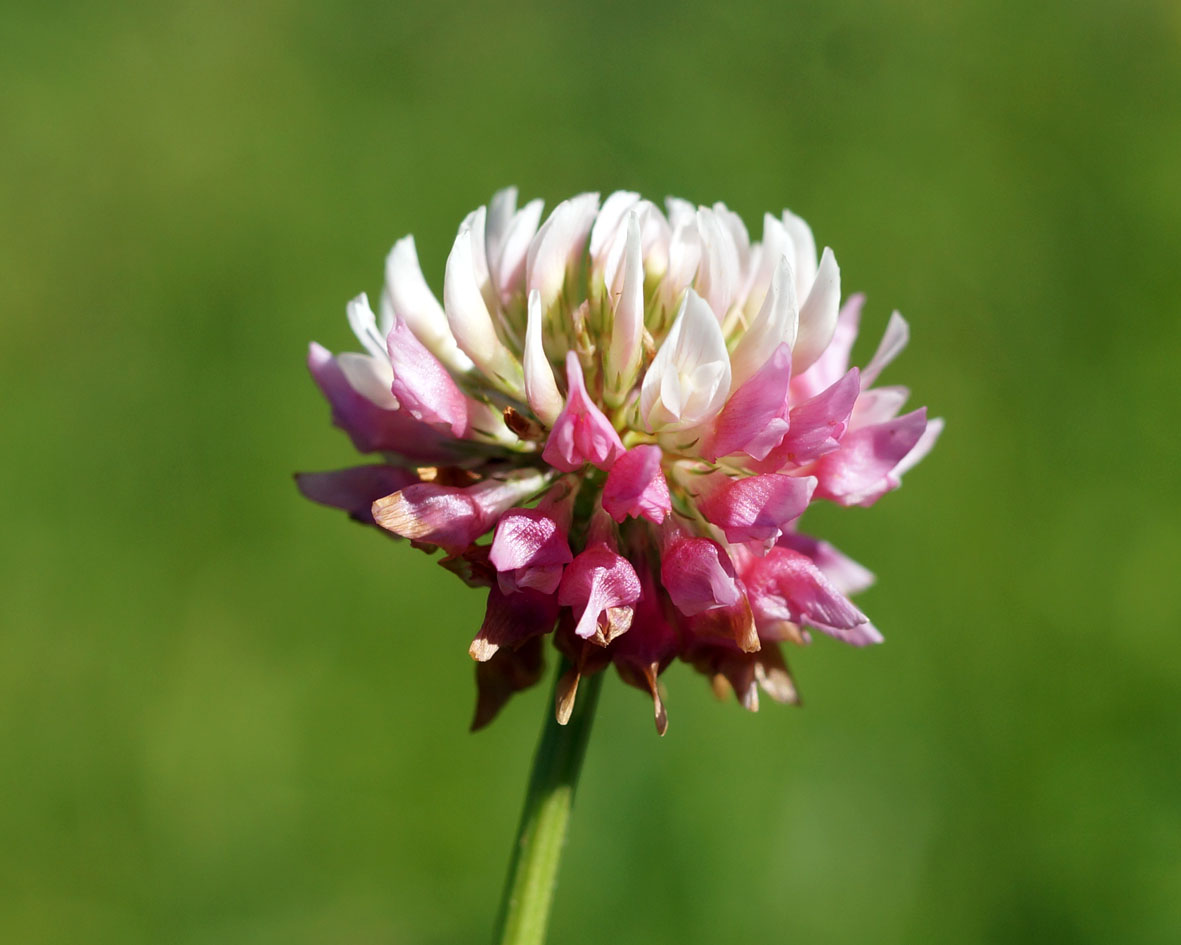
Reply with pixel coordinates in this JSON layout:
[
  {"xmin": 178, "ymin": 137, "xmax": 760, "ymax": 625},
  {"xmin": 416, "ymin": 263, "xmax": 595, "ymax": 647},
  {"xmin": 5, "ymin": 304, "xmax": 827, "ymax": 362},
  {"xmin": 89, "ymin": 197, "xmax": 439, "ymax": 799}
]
[{"xmin": 3, "ymin": 1, "xmax": 1178, "ymax": 942}]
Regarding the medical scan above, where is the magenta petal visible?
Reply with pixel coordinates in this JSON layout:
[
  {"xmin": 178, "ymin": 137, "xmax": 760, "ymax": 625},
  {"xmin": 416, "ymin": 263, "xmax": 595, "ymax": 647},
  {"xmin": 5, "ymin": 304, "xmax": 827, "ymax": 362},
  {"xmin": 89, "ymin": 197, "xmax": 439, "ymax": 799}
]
[
  {"xmin": 660, "ymin": 537, "xmax": 742, "ymax": 616},
  {"xmin": 743, "ymin": 547, "xmax": 879, "ymax": 645},
  {"xmin": 601, "ymin": 445, "xmax": 671, "ymax": 524},
  {"xmin": 706, "ymin": 343, "xmax": 792, "ymax": 461},
  {"xmin": 386, "ymin": 318, "xmax": 470, "ymax": 437},
  {"xmin": 295, "ymin": 465, "xmax": 418, "ymax": 524},
  {"xmin": 542, "ymin": 352, "xmax": 626, "ymax": 472},
  {"xmin": 490, "ymin": 507, "xmax": 574, "ymax": 595},
  {"xmin": 557, "ymin": 544, "xmax": 641, "ymax": 640},
  {"xmin": 698, "ymin": 474, "xmax": 816, "ymax": 547},
  {"xmin": 812, "ymin": 408, "xmax": 928, "ymax": 507},
  {"xmin": 307, "ymin": 342, "xmax": 460, "ymax": 461}
]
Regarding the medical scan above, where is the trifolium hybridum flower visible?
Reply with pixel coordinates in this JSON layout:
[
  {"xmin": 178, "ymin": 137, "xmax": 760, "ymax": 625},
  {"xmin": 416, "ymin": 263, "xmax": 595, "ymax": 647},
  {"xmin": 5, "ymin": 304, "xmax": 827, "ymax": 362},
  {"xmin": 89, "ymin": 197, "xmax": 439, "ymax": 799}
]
[{"xmin": 298, "ymin": 189, "xmax": 941, "ymax": 734}]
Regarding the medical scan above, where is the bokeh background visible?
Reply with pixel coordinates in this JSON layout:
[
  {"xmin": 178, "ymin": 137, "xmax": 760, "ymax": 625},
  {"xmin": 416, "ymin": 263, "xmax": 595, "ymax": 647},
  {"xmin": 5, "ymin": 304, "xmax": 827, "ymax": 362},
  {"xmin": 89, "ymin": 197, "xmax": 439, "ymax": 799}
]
[{"xmin": 4, "ymin": 1, "xmax": 1179, "ymax": 942}]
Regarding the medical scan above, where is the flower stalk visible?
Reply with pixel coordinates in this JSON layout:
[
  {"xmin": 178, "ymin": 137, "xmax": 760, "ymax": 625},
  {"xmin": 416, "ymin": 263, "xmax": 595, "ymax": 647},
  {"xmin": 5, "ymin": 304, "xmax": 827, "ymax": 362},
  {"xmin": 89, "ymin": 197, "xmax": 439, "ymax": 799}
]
[{"xmin": 493, "ymin": 658, "xmax": 604, "ymax": 945}]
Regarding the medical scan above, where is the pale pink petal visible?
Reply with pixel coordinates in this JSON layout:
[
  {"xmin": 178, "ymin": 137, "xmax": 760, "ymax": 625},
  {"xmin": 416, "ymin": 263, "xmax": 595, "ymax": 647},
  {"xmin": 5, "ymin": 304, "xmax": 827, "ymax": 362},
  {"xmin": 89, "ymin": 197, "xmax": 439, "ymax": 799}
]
[
  {"xmin": 851, "ymin": 385, "xmax": 910, "ymax": 428},
  {"xmin": 601, "ymin": 445, "xmax": 671, "ymax": 524},
  {"xmin": 698, "ymin": 474, "xmax": 816, "ymax": 548},
  {"xmin": 294, "ymin": 465, "xmax": 418, "ymax": 525},
  {"xmin": 811, "ymin": 408, "xmax": 928, "ymax": 507},
  {"xmin": 860, "ymin": 311, "xmax": 910, "ymax": 388},
  {"xmin": 660, "ymin": 537, "xmax": 742, "ymax": 616},
  {"xmin": 558, "ymin": 545, "xmax": 642, "ymax": 641},
  {"xmin": 542, "ymin": 352, "xmax": 626, "ymax": 472}
]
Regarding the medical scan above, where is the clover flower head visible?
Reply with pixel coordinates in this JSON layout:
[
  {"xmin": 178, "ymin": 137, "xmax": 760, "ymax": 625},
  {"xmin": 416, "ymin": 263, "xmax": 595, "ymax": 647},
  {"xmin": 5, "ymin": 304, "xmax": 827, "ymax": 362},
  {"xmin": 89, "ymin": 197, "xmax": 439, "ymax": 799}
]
[{"xmin": 299, "ymin": 189, "xmax": 942, "ymax": 734}]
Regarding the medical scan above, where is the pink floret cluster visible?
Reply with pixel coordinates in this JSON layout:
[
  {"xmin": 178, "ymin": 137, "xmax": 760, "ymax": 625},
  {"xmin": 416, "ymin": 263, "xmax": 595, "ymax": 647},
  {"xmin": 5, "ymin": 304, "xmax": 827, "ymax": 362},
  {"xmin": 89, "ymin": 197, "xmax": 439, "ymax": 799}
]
[{"xmin": 298, "ymin": 189, "xmax": 941, "ymax": 733}]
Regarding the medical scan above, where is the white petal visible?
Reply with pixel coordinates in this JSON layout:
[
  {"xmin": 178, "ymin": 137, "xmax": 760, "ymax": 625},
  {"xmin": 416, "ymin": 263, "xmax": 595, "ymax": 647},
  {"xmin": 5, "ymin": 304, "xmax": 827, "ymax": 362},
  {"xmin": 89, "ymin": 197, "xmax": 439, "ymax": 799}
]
[
  {"xmin": 729, "ymin": 255, "xmax": 799, "ymax": 388},
  {"xmin": 695, "ymin": 207, "xmax": 740, "ymax": 319},
  {"xmin": 744, "ymin": 213, "xmax": 792, "ymax": 315},
  {"xmin": 492, "ymin": 198, "xmax": 544, "ymax": 303},
  {"xmin": 443, "ymin": 225, "xmax": 522, "ymax": 392},
  {"xmin": 604, "ymin": 213, "xmax": 644, "ymax": 406},
  {"xmin": 665, "ymin": 196, "xmax": 696, "ymax": 228},
  {"xmin": 793, "ymin": 247, "xmax": 841, "ymax": 374},
  {"xmin": 382, "ymin": 237, "xmax": 473, "ymax": 374},
  {"xmin": 640, "ymin": 289, "xmax": 732, "ymax": 431},
  {"xmin": 337, "ymin": 352, "xmax": 396, "ymax": 408},
  {"xmin": 526, "ymin": 193, "xmax": 600, "ymax": 310},
  {"xmin": 861, "ymin": 311, "xmax": 910, "ymax": 388},
  {"xmin": 523, "ymin": 290, "xmax": 563, "ymax": 426},
  {"xmin": 484, "ymin": 187, "xmax": 518, "ymax": 271},
  {"xmin": 346, "ymin": 293, "xmax": 388, "ymax": 361},
  {"xmin": 782, "ymin": 209, "xmax": 818, "ymax": 300},
  {"xmin": 589, "ymin": 191, "xmax": 640, "ymax": 262}
]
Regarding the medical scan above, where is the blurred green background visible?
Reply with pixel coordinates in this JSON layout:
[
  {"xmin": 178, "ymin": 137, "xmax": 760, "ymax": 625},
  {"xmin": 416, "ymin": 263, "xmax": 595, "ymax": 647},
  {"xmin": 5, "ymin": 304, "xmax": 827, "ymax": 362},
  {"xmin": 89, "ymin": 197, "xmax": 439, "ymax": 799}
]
[{"xmin": 3, "ymin": 0, "xmax": 1179, "ymax": 942}]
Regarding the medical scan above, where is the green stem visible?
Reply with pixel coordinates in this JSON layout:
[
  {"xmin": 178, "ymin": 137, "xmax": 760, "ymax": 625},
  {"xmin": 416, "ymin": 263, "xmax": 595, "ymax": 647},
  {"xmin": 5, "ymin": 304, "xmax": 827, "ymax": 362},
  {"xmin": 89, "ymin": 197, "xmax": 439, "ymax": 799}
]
[{"xmin": 492, "ymin": 660, "xmax": 604, "ymax": 945}]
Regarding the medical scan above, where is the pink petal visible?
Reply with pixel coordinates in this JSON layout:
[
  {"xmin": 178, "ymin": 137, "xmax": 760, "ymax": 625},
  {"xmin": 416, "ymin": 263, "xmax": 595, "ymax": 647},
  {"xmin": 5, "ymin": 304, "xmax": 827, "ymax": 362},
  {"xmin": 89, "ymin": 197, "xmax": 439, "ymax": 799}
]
[
  {"xmin": 307, "ymin": 342, "xmax": 460, "ymax": 462},
  {"xmin": 557, "ymin": 544, "xmax": 641, "ymax": 641},
  {"xmin": 371, "ymin": 475, "xmax": 543, "ymax": 553},
  {"xmin": 811, "ymin": 408, "xmax": 928, "ymax": 507},
  {"xmin": 759, "ymin": 368, "xmax": 861, "ymax": 470},
  {"xmin": 386, "ymin": 318, "xmax": 471, "ymax": 437},
  {"xmin": 601, "ymin": 446, "xmax": 671, "ymax": 524},
  {"xmin": 742, "ymin": 547, "xmax": 880, "ymax": 646},
  {"xmin": 371, "ymin": 482, "xmax": 485, "ymax": 552},
  {"xmin": 490, "ymin": 507, "xmax": 574, "ymax": 595},
  {"xmin": 295, "ymin": 465, "xmax": 418, "ymax": 524},
  {"xmin": 706, "ymin": 343, "xmax": 792, "ymax": 461},
  {"xmin": 777, "ymin": 533, "xmax": 876, "ymax": 595},
  {"xmin": 698, "ymin": 474, "xmax": 816, "ymax": 547},
  {"xmin": 660, "ymin": 537, "xmax": 742, "ymax": 616},
  {"xmin": 542, "ymin": 352, "xmax": 626, "ymax": 472}
]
